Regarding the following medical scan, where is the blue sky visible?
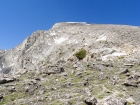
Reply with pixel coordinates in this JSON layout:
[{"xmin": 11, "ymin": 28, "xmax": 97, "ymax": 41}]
[{"xmin": 0, "ymin": 0, "xmax": 140, "ymax": 49}]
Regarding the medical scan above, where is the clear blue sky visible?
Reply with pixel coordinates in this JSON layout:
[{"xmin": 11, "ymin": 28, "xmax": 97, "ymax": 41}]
[{"xmin": 0, "ymin": 0, "xmax": 140, "ymax": 49}]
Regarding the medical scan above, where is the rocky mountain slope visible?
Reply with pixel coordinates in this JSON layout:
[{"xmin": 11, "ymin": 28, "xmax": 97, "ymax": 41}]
[{"xmin": 0, "ymin": 22, "xmax": 140, "ymax": 105}]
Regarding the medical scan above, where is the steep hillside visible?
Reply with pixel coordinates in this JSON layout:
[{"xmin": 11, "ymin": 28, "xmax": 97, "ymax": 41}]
[{"xmin": 0, "ymin": 22, "xmax": 140, "ymax": 105}]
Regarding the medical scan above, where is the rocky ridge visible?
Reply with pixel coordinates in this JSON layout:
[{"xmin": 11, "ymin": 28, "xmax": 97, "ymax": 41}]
[{"xmin": 0, "ymin": 22, "xmax": 140, "ymax": 105}]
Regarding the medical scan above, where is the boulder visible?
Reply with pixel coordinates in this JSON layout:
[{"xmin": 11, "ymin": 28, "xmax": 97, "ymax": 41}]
[
  {"xmin": 84, "ymin": 97, "xmax": 97, "ymax": 105},
  {"xmin": 126, "ymin": 97, "xmax": 135, "ymax": 104},
  {"xmin": 98, "ymin": 97, "xmax": 127, "ymax": 105},
  {"xmin": 0, "ymin": 94, "xmax": 3, "ymax": 101},
  {"xmin": 119, "ymin": 68, "xmax": 129, "ymax": 74},
  {"xmin": 123, "ymin": 81, "xmax": 138, "ymax": 87},
  {"xmin": 0, "ymin": 77, "xmax": 16, "ymax": 84}
]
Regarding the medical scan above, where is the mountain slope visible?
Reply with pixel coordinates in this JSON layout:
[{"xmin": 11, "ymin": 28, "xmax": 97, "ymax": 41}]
[{"xmin": 0, "ymin": 22, "xmax": 140, "ymax": 105}]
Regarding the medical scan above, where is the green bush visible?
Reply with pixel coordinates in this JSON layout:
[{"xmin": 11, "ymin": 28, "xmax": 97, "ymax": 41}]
[{"xmin": 74, "ymin": 49, "xmax": 86, "ymax": 59}]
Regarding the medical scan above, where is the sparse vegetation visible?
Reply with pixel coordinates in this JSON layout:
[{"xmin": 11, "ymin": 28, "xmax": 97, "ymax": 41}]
[
  {"xmin": 83, "ymin": 38, "xmax": 85, "ymax": 40},
  {"xmin": 118, "ymin": 56, "xmax": 124, "ymax": 59},
  {"xmin": 74, "ymin": 49, "xmax": 86, "ymax": 59},
  {"xmin": 1, "ymin": 23, "xmax": 140, "ymax": 104},
  {"xmin": 118, "ymin": 93, "xmax": 124, "ymax": 97},
  {"xmin": 59, "ymin": 52, "xmax": 62, "ymax": 55},
  {"xmin": 72, "ymin": 48, "xmax": 75, "ymax": 51}
]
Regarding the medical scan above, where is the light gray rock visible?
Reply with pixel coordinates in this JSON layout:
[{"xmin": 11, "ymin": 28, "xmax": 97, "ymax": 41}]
[
  {"xmin": 119, "ymin": 68, "xmax": 129, "ymax": 74},
  {"xmin": 84, "ymin": 97, "xmax": 97, "ymax": 105},
  {"xmin": 123, "ymin": 81, "xmax": 138, "ymax": 87},
  {"xmin": 75, "ymin": 71, "xmax": 82, "ymax": 76},
  {"xmin": 98, "ymin": 97, "xmax": 127, "ymax": 105},
  {"xmin": 0, "ymin": 77, "xmax": 16, "ymax": 84},
  {"xmin": 126, "ymin": 97, "xmax": 135, "ymax": 104},
  {"xmin": 8, "ymin": 86, "xmax": 16, "ymax": 92},
  {"xmin": 0, "ymin": 22, "xmax": 140, "ymax": 75}
]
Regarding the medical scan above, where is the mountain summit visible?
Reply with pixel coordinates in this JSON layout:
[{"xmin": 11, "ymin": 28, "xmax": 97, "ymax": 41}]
[{"xmin": 0, "ymin": 22, "xmax": 140, "ymax": 105}]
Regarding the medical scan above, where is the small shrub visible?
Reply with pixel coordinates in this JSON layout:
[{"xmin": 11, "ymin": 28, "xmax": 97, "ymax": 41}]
[
  {"xmin": 59, "ymin": 52, "xmax": 62, "ymax": 55},
  {"xmin": 118, "ymin": 56, "xmax": 124, "ymax": 59},
  {"xmin": 117, "ymin": 93, "xmax": 124, "ymax": 97},
  {"xmin": 72, "ymin": 48, "xmax": 75, "ymax": 51},
  {"xmin": 74, "ymin": 49, "xmax": 86, "ymax": 59},
  {"xmin": 127, "ymin": 102, "xmax": 131, "ymax": 105}
]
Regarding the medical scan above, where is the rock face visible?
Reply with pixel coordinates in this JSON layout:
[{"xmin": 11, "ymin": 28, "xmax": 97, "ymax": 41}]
[{"xmin": 0, "ymin": 22, "xmax": 140, "ymax": 105}]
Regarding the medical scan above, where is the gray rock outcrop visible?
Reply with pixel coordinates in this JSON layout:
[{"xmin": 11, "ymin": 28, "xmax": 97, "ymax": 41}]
[{"xmin": 0, "ymin": 22, "xmax": 140, "ymax": 104}]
